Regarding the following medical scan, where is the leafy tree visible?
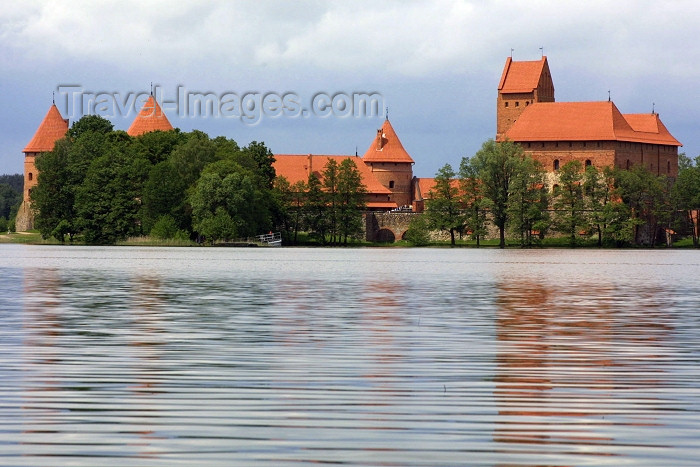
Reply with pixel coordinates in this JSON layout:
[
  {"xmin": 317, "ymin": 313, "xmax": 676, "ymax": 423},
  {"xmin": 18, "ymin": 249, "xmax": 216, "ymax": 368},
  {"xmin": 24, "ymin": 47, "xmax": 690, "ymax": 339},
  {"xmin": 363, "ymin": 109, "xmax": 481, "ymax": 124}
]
[
  {"xmin": 67, "ymin": 115, "xmax": 113, "ymax": 139},
  {"xmin": 134, "ymin": 129, "xmax": 186, "ymax": 165},
  {"xmin": 189, "ymin": 160, "xmax": 273, "ymax": 243},
  {"xmin": 507, "ymin": 156, "xmax": 548, "ymax": 247},
  {"xmin": 150, "ymin": 214, "xmax": 189, "ymax": 240},
  {"xmin": 551, "ymin": 161, "xmax": 587, "ymax": 246},
  {"xmin": 615, "ymin": 165, "xmax": 672, "ymax": 246},
  {"xmin": 322, "ymin": 159, "xmax": 340, "ymax": 244},
  {"xmin": 336, "ymin": 158, "xmax": 367, "ymax": 244},
  {"xmin": 0, "ymin": 182, "xmax": 21, "ymax": 220},
  {"xmin": 305, "ymin": 172, "xmax": 328, "ymax": 243},
  {"xmin": 404, "ymin": 214, "xmax": 431, "ymax": 246},
  {"xmin": 75, "ymin": 141, "xmax": 150, "ymax": 244},
  {"xmin": 169, "ymin": 130, "xmax": 218, "ymax": 187},
  {"xmin": 241, "ymin": 141, "xmax": 276, "ymax": 188},
  {"xmin": 459, "ymin": 157, "xmax": 490, "ymax": 247},
  {"xmin": 426, "ymin": 164, "xmax": 462, "ymax": 246},
  {"xmin": 274, "ymin": 176, "xmax": 307, "ymax": 244},
  {"xmin": 141, "ymin": 161, "xmax": 189, "ymax": 234},
  {"xmin": 470, "ymin": 140, "xmax": 524, "ymax": 248},
  {"xmin": 671, "ymin": 155, "xmax": 700, "ymax": 246},
  {"xmin": 583, "ymin": 165, "xmax": 615, "ymax": 246},
  {"xmin": 0, "ymin": 174, "xmax": 23, "ymax": 193}
]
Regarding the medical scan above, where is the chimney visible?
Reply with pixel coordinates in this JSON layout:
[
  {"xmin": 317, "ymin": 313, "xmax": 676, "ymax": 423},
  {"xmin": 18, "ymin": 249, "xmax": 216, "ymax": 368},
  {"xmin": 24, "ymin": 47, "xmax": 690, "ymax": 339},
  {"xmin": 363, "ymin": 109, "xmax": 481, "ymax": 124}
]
[{"xmin": 376, "ymin": 129, "xmax": 385, "ymax": 150}]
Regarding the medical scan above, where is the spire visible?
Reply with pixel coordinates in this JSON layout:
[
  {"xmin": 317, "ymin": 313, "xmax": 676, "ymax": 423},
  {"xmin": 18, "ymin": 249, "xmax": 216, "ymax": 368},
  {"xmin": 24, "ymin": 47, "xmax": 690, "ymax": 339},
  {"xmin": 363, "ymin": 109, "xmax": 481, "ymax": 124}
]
[
  {"xmin": 23, "ymin": 103, "xmax": 69, "ymax": 153},
  {"xmin": 362, "ymin": 118, "xmax": 414, "ymax": 164},
  {"xmin": 127, "ymin": 94, "xmax": 173, "ymax": 136}
]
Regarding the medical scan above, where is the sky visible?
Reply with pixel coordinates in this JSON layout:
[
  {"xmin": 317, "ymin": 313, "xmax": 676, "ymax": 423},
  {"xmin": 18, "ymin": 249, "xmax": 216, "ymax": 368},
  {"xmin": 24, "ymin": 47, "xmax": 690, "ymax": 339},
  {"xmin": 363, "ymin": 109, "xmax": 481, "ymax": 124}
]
[{"xmin": 1, "ymin": 0, "xmax": 698, "ymax": 178}]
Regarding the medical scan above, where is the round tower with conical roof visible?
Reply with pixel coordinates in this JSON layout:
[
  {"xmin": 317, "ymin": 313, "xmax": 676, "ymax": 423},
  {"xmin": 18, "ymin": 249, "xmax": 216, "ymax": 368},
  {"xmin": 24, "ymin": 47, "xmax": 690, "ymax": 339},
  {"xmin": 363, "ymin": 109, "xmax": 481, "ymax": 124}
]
[
  {"xmin": 15, "ymin": 103, "xmax": 69, "ymax": 231},
  {"xmin": 362, "ymin": 119, "xmax": 415, "ymax": 208}
]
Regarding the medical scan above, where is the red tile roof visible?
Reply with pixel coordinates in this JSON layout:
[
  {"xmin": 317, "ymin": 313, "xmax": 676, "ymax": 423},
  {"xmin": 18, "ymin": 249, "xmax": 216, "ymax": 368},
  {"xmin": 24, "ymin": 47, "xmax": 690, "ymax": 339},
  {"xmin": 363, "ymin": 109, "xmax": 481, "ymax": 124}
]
[
  {"xmin": 127, "ymin": 95, "xmax": 173, "ymax": 136},
  {"xmin": 498, "ymin": 56, "xmax": 548, "ymax": 94},
  {"xmin": 414, "ymin": 177, "xmax": 461, "ymax": 200},
  {"xmin": 362, "ymin": 119, "xmax": 415, "ymax": 163},
  {"xmin": 273, "ymin": 154, "xmax": 392, "ymax": 195},
  {"xmin": 23, "ymin": 104, "xmax": 69, "ymax": 153},
  {"xmin": 503, "ymin": 101, "xmax": 681, "ymax": 146}
]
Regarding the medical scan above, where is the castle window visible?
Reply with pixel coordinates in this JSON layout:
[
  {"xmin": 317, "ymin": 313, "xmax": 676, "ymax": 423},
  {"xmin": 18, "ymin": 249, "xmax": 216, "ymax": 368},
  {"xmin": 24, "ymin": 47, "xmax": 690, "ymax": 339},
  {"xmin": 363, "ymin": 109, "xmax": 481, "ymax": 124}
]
[
  {"xmin": 626, "ymin": 159, "xmax": 630, "ymax": 169},
  {"xmin": 541, "ymin": 142, "xmax": 545, "ymax": 148},
  {"xmin": 583, "ymin": 142, "xmax": 587, "ymax": 147},
  {"xmin": 527, "ymin": 142, "xmax": 531, "ymax": 148},
  {"xmin": 553, "ymin": 159, "xmax": 560, "ymax": 171},
  {"xmin": 585, "ymin": 159, "xmax": 592, "ymax": 167},
  {"xmin": 569, "ymin": 142, "xmax": 573, "ymax": 148},
  {"xmin": 505, "ymin": 102, "xmax": 509, "ymax": 107},
  {"xmin": 515, "ymin": 101, "xmax": 519, "ymax": 107},
  {"xmin": 597, "ymin": 142, "xmax": 601, "ymax": 148},
  {"xmin": 525, "ymin": 101, "xmax": 529, "ymax": 106},
  {"xmin": 389, "ymin": 180, "xmax": 395, "ymax": 189},
  {"xmin": 28, "ymin": 172, "xmax": 33, "ymax": 181}
]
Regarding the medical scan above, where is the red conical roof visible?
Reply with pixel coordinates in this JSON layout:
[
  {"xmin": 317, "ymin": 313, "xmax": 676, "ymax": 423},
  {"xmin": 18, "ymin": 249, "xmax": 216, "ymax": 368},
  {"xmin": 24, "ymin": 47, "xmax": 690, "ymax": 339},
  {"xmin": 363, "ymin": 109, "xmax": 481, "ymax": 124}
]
[
  {"xmin": 23, "ymin": 104, "xmax": 69, "ymax": 153},
  {"xmin": 362, "ymin": 119, "xmax": 414, "ymax": 164},
  {"xmin": 127, "ymin": 95, "xmax": 173, "ymax": 136}
]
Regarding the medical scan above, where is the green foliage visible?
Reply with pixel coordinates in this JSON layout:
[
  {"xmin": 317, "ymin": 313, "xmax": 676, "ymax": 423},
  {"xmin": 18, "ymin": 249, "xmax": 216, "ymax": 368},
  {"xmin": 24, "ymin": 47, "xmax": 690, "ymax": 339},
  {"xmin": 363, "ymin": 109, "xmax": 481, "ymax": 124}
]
[
  {"xmin": 134, "ymin": 129, "xmax": 186, "ymax": 165},
  {"xmin": 141, "ymin": 161, "xmax": 188, "ymax": 233},
  {"xmin": 469, "ymin": 139, "xmax": 525, "ymax": 248},
  {"xmin": 336, "ymin": 158, "xmax": 367, "ymax": 244},
  {"xmin": 404, "ymin": 214, "xmax": 431, "ymax": 246},
  {"xmin": 241, "ymin": 141, "xmax": 276, "ymax": 188},
  {"xmin": 426, "ymin": 163, "xmax": 462, "ymax": 246},
  {"xmin": 67, "ymin": 115, "xmax": 113, "ymax": 139},
  {"xmin": 614, "ymin": 165, "xmax": 672, "ymax": 246},
  {"xmin": 551, "ymin": 160, "xmax": 587, "ymax": 246},
  {"xmin": 189, "ymin": 161, "xmax": 273, "ymax": 242},
  {"xmin": 0, "ymin": 182, "xmax": 22, "ymax": 220},
  {"xmin": 672, "ymin": 155, "xmax": 700, "ymax": 246},
  {"xmin": 507, "ymin": 156, "xmax": 548, "ymax": 247},
  {"xmin": 459, "ymin": 158, "xmax": 490, "ymax": 246},
  {"xmin": 150, "ymin": 214, "xmax": 189, "ymax": 240}
]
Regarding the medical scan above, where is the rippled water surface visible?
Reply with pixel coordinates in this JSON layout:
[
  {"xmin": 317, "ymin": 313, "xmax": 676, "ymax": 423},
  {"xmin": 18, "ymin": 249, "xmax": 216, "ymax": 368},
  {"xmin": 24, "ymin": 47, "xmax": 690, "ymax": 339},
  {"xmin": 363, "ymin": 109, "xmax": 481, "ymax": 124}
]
[{"xmin": 1, "ymin": 245, "xmax": 699, "ymax": 466}]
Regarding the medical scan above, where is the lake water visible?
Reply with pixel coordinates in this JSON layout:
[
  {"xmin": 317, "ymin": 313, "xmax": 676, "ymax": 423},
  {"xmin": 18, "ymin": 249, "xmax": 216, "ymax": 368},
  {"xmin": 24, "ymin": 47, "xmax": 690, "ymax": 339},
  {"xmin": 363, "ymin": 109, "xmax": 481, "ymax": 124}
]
[{"xmin": 1, "ymin": 244, "xmax": 699, "ymax": 466}]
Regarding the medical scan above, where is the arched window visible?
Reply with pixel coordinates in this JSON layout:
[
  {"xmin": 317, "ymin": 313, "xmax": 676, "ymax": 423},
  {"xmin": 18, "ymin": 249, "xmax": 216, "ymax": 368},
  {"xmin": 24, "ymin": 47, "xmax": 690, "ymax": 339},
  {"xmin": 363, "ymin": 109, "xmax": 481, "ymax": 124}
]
[
  {"xmin": 28, "ymin": 172, "xmax": 33, "ymax": 181},
  {"xmin": 585, "ymin": 159, "xmax": 592, "ymax": 167},
  {"xmin": 553, "ymin": 159, "xmax": 560, "ymax": 171},
  {"xmin": 389, "ymin": 180, "xmax": 395, "ymax": 189}
]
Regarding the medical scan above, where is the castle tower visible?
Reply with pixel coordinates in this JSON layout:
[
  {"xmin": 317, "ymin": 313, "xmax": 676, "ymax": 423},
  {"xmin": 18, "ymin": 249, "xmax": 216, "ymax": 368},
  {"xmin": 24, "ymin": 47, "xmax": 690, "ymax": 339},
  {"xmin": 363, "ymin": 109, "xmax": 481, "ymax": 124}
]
[
  {"xmin": 127, "ymin": 94, "xmax": 173, "ymax": 136},
  {"xmin": 15, "ymin": 103, "xmax": 69, "ymax": 231},
  {"xmin": 362, "ymin": 118, "xmax": 415, "ymax": 207},
  {"xmin": 497, "ymin": 56, "xmax": 554, "ymax": 140}
]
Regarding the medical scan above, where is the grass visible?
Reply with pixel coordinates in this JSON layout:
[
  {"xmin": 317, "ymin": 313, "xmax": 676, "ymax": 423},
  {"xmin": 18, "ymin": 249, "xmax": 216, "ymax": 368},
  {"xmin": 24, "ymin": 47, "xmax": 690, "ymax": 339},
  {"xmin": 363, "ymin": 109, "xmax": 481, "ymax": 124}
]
[{"xmin": 0, "ymin": 230, "xmax": 59, "ymax": 245}]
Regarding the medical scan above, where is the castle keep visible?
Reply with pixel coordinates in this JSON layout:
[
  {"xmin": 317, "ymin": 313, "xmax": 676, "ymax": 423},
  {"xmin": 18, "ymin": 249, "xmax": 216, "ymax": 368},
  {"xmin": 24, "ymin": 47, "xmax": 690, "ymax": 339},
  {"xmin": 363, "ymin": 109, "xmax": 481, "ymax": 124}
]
[{"xmin": 496, "ymin": 56, "xmax": 681, "ymax": 177}]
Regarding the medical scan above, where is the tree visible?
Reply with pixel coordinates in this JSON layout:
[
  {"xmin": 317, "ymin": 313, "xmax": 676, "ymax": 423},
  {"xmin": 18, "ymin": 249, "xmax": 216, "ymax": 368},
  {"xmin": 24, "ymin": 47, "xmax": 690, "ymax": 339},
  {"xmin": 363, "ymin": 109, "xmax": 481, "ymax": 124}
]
[
  {"xmin": 470, "ymin": 139, "xmax": 526, "ymax": 248},
  {"xmin": 404, "ymin": 214, "xmax": 431, "ymax": 246},
  {"xmin": 322, "ymin": 159, "xmax": 340, "ymax": 244},
  {"xmin": 241, "ymin": 141, "xmax": 276, "ymax": 188},
  {"xmin": 551, "ymin": 160, "xmax": 587, "ymax": 246},
  {"xmin": 672, "ymin": 155, "xmax": 700, "ymax": 246},
  {"xmin": 274, "ymin": 176, "xmax": 307, "ymax": 245},
  {"xmin": 305, "ymin": 172, "xmax": 328, "ymax": 243},
  {"xmin": 336, "ymin": 158, "xmax": 367, "ymax": 244},
  {"xmin": 0, "ymin": 182, "xmax": 21, "ymax": 221},
  {"xmin": 615, "ymin": 165, "xmax": 672, "ymax": 246},
  {"xmin": 189, "ymin": 160, "xmax": 273, "ymax": 243},
  {"xmin": 74, "ymin": 141, "xmax": 150, "ymax": 244},
  {"xmin": 141, "ymin": 161, "xmax": 189, "ymax": 234},
  {"xmin": 426, "ymin": 163, "xmax": 462, "ymax": 246},
  {"xmin": 169, "ymin": 130, "xmax": 218, "ymax": 188},
  {"xmin": 459, "ymin": 157, "xmax": 490, "ymax": 247},
  {"xmin": 507, "ymin": 156, "xmax": 548, "ymax": 247},
  {"xmin": 583, "ymin": 165, "xmax": 616, "ymax": 246}
]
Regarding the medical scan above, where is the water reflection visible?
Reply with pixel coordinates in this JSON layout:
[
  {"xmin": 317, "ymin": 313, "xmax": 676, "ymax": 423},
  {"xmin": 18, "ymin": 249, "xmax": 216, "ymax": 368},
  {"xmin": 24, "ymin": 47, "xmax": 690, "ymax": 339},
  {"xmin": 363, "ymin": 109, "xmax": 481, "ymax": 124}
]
[
  {"xmin": 1, "ymin": 246, "xmax": 699, "ymax": 466},
  {"xmin": 494, "ymin": 278, "xmax": 673, "ymax": 464}
]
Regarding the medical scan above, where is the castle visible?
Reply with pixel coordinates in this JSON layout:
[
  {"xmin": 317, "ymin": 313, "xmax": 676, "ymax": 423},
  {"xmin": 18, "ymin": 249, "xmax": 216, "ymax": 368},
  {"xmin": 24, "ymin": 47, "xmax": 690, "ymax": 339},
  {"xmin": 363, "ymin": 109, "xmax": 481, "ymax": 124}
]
[
  {"xmin": 16, "ymin": 56, "xmax": 681, "ymax": 235},
  {"xmin": 496, "ymin": 56, "xmax": 681, "ymax": 178}
]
